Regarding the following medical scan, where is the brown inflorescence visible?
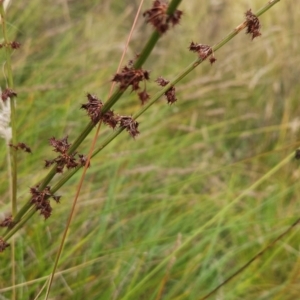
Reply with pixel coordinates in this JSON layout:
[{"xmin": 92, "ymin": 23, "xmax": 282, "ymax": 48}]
[
  {"xmin": 0, "ymin": 238, "xmax": 10, "ymax": 252},
  {"xmin": 143, "ymin": 0, "xmax": 183, "ymax": 34},
  {"xmin": 82, "ymin": 94, "xmax": 141, "ymax": 138},
  {"xmin": 81, "ymin": 93, "xmax": 118, "ymax": 127},
  {"xmin": 81, "ymin": 93, "xmax": 103, "ymax": 124},
  {"xmin": 0, "ymin": 41, "xmax": 21, "ymax": 50},
  {"xmin": 9, "ymin": 41, "xmax": 21, "ymax": 49},
  {"xmin": 118, "ymin": 116, "xmax": 140, "ymax": 138},
  {"xmin": 0, "ymin": 215, "xmax": 13, "ymax": 228},
  {"xmin": 245, "ymin": 9, "xmax": 261, "ymax": 40},
  {"xmin": 30, "ymin": 185, "xmax": 61, "ymax": 219},
  {"xmin": 1, "ymin": 88, "xmax": 17, "ymax": 101},
  {"xmin": 138, "ymin": 89, "xmax": 151, "ymax": 105},
  {"xmin": 45, "ymin": 136, "xmax": 89, "ymax": 173},
  {"xmin": 156, "ymin": 76, "xmax": 177, "ymax": 104},
  {"xmin": 9, "ymin": 142, "xmax": 32, "ymax": 153},
  {"xmin": 112, "ymin": 63, "xmax": 150, "ymax": 92},
  {"xmin": 189, "ymin": 42, "xmax": 217, "ymax": 64}
]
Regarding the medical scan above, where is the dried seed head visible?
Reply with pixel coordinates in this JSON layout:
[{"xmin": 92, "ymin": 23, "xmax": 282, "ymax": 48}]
[
  {"xmin": 156, "ymin": 76, "xmax": 177, "ymax": 104},
  {"xmin": 10, "ymin": 41, "xmax": 21, "ymax": 49},
  {"xmin": 189, "ymin": 42, "xmax": 217, "ymax": 64},
  {"xmin": 119, "ymin": 116, "xmax": 140, "ymax": 138},
  {"xmin": 81, "ymin": 93, "xmax": 103, "ymax": 124},
  {"xmin": 245, "ymin": 9, "xmax": 261, "ymax": 40},
  {"xmin": 138, "ymin": 89, "xmax": 150, "ymax": 105},
  {"xmin": 0, "ymin": 238, "xmax": 9, "ymax": 252},
  {"xmin": 112, "ymin": 65, "xmax": 150, "ymax": 92},
  {"xmin": 143, "ymin": 0, "xmax": 183, "ymax": 34},
  {"xmin": 1, "ymin": 88, "xmax": 17, "ymax": 102},
  {"xmin": 0, "ymin": 215, "xmax": 13, "ymax": 228},
  {"xmin": 102, "ymin": 110, "xmax": 119, "ymax": 129},
  {"xmin": 30, "ymin": 185, "xmax": 61, "ymax": 219},
  {"xmin": 81, "ymin": 93, "xmax": 119, "ymax": 127},
  {"xmin": 9, "ymin": 142, "xmax": 32, "ymax": 153},
  {"xmin": 46, "ymin": 136, "xmax": 79, "ymax": 173}
]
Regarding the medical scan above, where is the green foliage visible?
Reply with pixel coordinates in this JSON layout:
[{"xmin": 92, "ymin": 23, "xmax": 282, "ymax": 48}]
[{"xmin": 1, "ymin": 0, "xmax": 300, "ymax": 299}]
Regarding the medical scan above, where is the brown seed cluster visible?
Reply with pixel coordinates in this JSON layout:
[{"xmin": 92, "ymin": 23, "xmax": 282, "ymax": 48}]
[
  {"xmin": 30, "ymin": 185, "xmax": 61, "ymax": 219},
  {"xmin": 189, "ymin": 42, "xmax": 217, "ymax": 64},
  {"xmin": 81, "ymin": 93, "xmax": 118, "ymax": 127},
  {"xmin": 112, "ymin": 62, "xmax": 151, "ymax": 104},
  {"xmin": 45, "ymin": 136, "xmax": 88, "ymax": 173},
  {"xmin": 0, "ymin": 215, "xmax": 13, "ymax": 228},
  {"xmin": 0, "ymin": 41, "xmax": 21, "ymax": 50},
  {"xmin": 143, "ymin": 0, "xmax": 183, "ymax": 34},
  {"xmin": 0, "ymin": 238, "xmax": 10, "ymax": 252},
  {"xmin": 119, "ymin": 116, "xmax": 140, "ymax": 138},
  {"xmin": 1, "ymin": 88, "xmax": 17, "ymax": 101},
  {"xmin": 245, "ymin": 9, "xmax": 261, "ymax": 40},
  {"xmin": 82, "ymin": 94, "xmax": 140, "ymax": 138},
  {"xmin": 112, "ymin": 63, "xmax": 150, "ymax": 92},
  {"xmin": 9, "ymin": 142, "xmax": 32, "ymax": 153},
  {"xmin": 156, "ymin": 77, "xmax": 177, "ymax": 104},
  {"xmin": 138, "ymin": 89, "xmax": 151, "ymax": 105}
]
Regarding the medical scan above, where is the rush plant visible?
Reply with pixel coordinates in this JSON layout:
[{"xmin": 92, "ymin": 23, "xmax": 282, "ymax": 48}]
[{"xmin": 1, "ymin": 0, "xmax": 298, "ymax": 299}]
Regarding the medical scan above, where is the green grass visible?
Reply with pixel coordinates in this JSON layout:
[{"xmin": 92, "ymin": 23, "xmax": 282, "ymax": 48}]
[{"xmin": 1, "ymin": 0, "xmax": 300, "ymax": 299}]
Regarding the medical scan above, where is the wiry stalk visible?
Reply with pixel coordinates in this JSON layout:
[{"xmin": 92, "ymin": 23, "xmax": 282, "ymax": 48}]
[{"xmin": 0, "ymin": 2, "xmax": 18, "ymax": 299}]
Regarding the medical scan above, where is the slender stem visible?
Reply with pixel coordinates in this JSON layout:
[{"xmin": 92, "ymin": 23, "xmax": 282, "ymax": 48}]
[
  {"xmin": 0, "ymin": 3, "xmax": 17, "ymax": 216},
  {"xmin": 0, "ymin": 4, "xmax": 18, "ymax": 300}
]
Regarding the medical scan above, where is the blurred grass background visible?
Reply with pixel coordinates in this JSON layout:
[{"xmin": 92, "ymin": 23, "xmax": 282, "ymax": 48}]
[{"xmin": 0, "ymin": 0, "xmax": 300, "ymax": 299}]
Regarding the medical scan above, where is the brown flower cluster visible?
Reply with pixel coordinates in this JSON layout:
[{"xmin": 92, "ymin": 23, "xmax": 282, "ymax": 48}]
[
  {"xmin": 112, "ymin": 62, "xmax": 150, "ymax": 95},
  {"xmin": 9, "ymin": 142, "xmax": 32, "ymax": 153},
  {"xmin": 156, "ymin": 76, "xmax": 177, "ymax": 104},
  {"xmin": 0, "ymin": 41, "xmax": 21, "ymax": 50},
  {"xmin": 1, "ymin": 88, "xmax": 17, "ymax": 101},
  {"xmin": 119, "ymin": 116, "xmax": 140, "ymax": 138},
  {"xmin": 81, "ymin": 93, "xmax": 118, "ymax": 127},
  {"xmin": 245, "ymin": 9, "xmax": 261, "ymax": 40},
  {"xmin": 30, "ymin": 185, "xmax": 61, "ymax": 219},
  {"xmin": 0, "ymin": 238, "xmax": 9, "ymax": 252},
  {"xmin": 45, "ymin": 136, "xmax": 88, "ymax": 173},
  {"xmin": 189, "ymin": 42, "xmax": 217, "ymax": 64},
  {"xmin": 82, "ymin": 94, "xmax": 140, "ymax": 138},
  {"xmin": 138, "ymin": 89, "xmax": 151, "ymax": 105},
  {"xmin": 143, "ymin": 0, "xmax": 183, "ymax": 34},
  {"xmin": 0, "ymin": 215, "xmax": 13, "ymax": 228}
]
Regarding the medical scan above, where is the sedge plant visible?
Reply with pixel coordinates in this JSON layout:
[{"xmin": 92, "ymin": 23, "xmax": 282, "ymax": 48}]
[{"xmin": 1, "ymin": 0, "xmax": 299, "ymax": 299}]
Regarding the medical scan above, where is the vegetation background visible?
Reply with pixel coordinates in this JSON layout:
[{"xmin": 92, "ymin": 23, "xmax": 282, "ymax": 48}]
[{"xmin": 0, "ymin": 0, "xmax": 300, "ymax": 299}]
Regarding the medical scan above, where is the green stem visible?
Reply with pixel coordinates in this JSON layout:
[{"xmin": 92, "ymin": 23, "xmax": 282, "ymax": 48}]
[
  {"xmin": 0, "ymin": 5, "xmax": 18, "ymax": 300},
  {"xmin": 0, "ymin": 2, "xmax": 17, "ymax": 216}
]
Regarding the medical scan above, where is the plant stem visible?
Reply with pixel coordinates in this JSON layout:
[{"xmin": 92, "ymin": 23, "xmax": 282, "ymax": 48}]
[
  {"xmin": 0, "ymin": 1, "xmax": 17, "ymax": 215},
  {"xmin": 0, "ymin": 4, "xmax": 18, "ymax": 300}
]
